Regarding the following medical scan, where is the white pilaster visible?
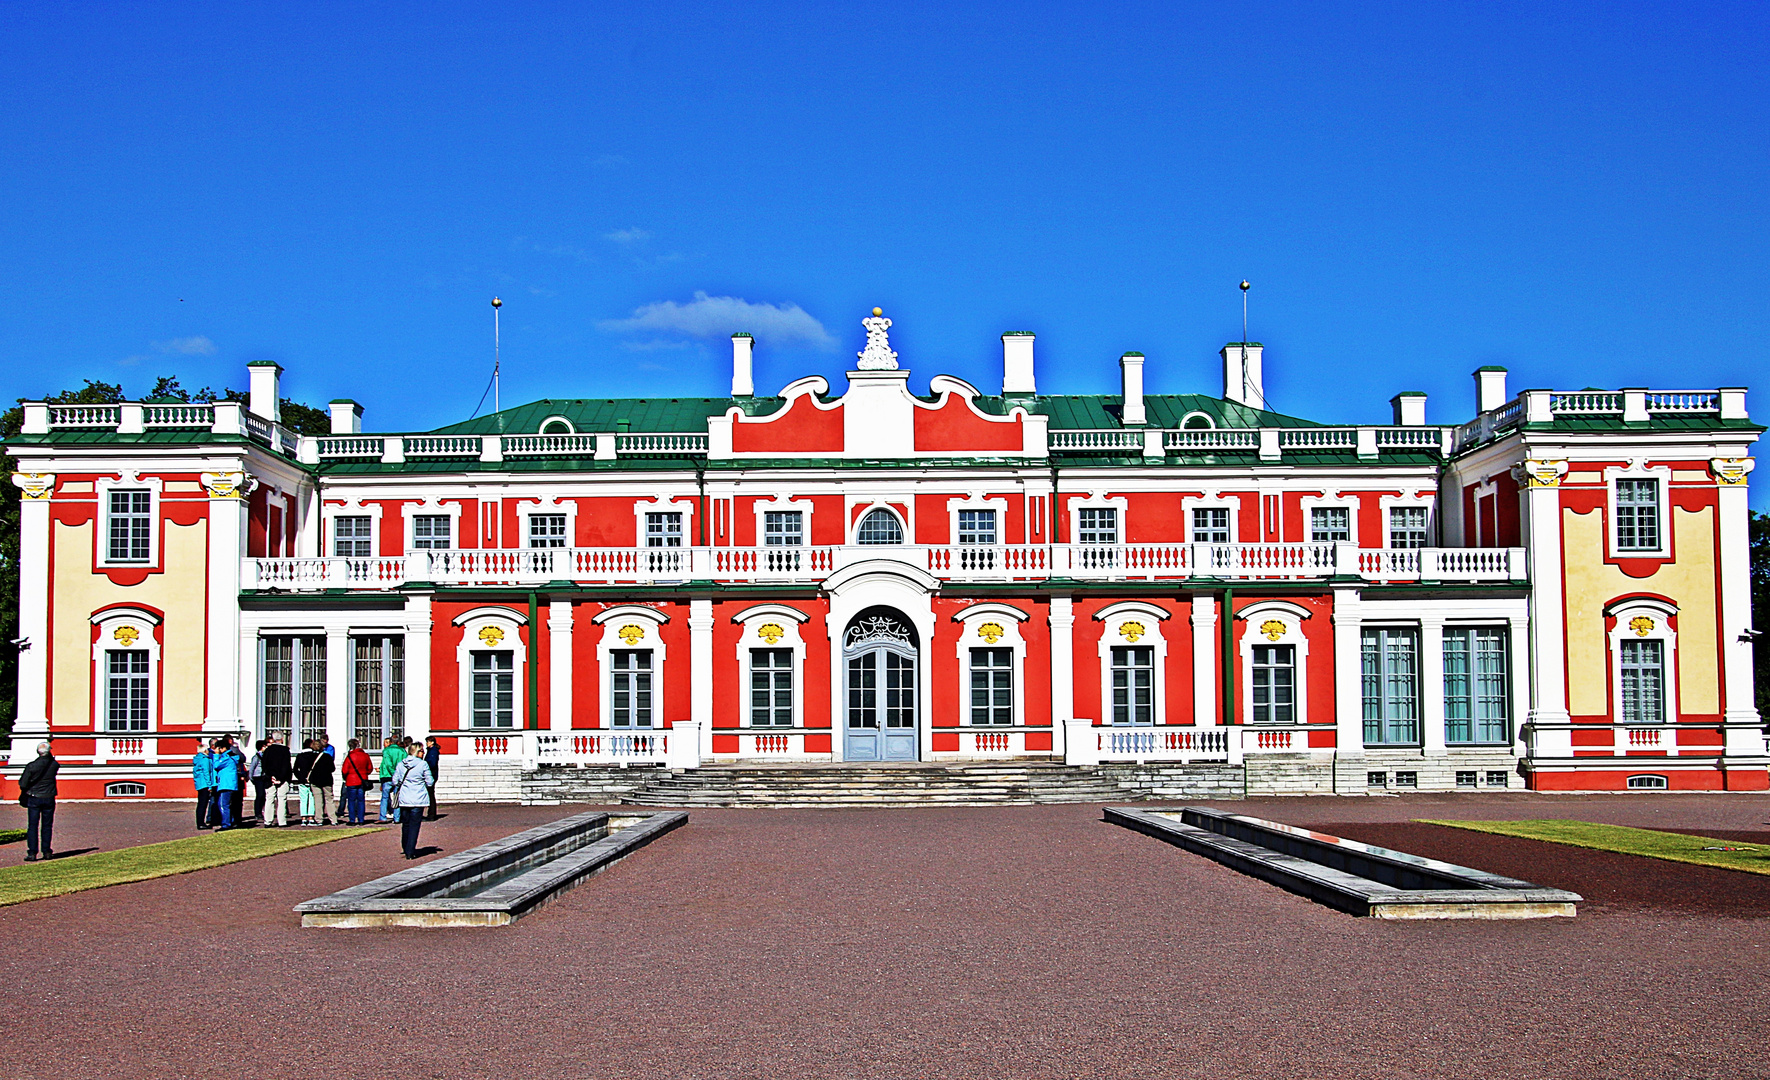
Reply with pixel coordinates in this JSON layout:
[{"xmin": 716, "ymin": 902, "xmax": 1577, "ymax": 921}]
[
  {"xmin": 325, "ymin": 625, "xmax": 350, "ymax": 752},
  {"xmin": 1331, "ymin": 588, "xmax": 1364, "ymax": 784},
  {"xmin": 690, "ymin": 598, "xmax": 714, "ymax": 757},
  {"xmin": 1049, "ymin": 596, "xmax": 1075, "ymax": 755},
  {"xmin": 1419, "ymin": 616, "xmax": 1447, "ymax": 757},
  {"xmin": 405, "ymin": 593, "xmax": 433, "ymax": 739},
  {"xmin": 9, "ymin": 473, "xmax": 53, "ymax": 759},
  {"xmin": 549, "ymin": 599, "xmax": 573, "ymax": 731},
  {"xmin": 1715, "ymin": 479, "xmax": 1762, "ymax": 725},
  {"xmin": 1522, "ymin": 475, "xmax": 1570, "ymax": 724},
  {"xmin": 203, "ymin": 474, "xmax": 248, "ymax": 732},
  {"xmin": 1190, "ymin": 594, "xmax": 1217, "ymax": 727}
]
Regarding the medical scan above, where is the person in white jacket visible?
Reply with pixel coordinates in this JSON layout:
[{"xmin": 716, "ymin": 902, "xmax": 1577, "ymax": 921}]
[{"xmin": 390, "ymin": 749, "xmax": 434, "ymax": 859}]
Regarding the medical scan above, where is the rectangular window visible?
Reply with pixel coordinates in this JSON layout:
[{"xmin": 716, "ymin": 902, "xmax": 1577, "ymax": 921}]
[
  {"xmin": 1444, "ymin": 626, "xmax": 1510, "ymax": 744},
  {"xmin": 1361, "ymin": 627, "xmax": 1420, "ymax": 745},
  {"xmin": 969, "ymin": 648, "xmax": 1014, "ymax": 726},
  {"xmin": 1456, "ymin": 770, "xmax": 1478, "ymax": 789},
  {"xmin": 749, "ymin": 648, "xmax": 794, "ymax": 727},
  {"xmin": 611, "ymin": 650, "xmax": 653, "ymax": 727},
  {"xmin": 1250, "ymin": 644, "xmax": 1295, "ymax": 724},
  {"xmin": 763, "ymin": 511, "xmax": 803, "ymax": 547},
  {"xmin": 1388, "ymin": 507, "xmax": 1429, "ymax": 549},
  {"xmin": 107, "ymin": 490, "xmax": 153, "ymax": 563},
  {"xmin": 1191, "ymin": 508, "xmax": 1230, "ymax": 543},
  {"xmin": 105, "ymin": 650, "xmax": 151, "ymax": 732},
  {"xmin": 260, "ymin": 635, "xmax": 327, "ymax": 746},
  {"xmin": 411, "ymin": 515, "xmax": 452, "ymax": 549},
  {"xmin": 528, "ymin": 514, "xmax": 567, "ymax": 548},
  {"xmin": 1310, "ymin": 507, "xmax": 1351, "ymax": 542},
  {"xmin": 1486, "ymin": 770, "xmax": 1510, "ymax": 787},
  {"xmin": 1615, "ymin": 479, "xmax": 1661, "ymax": 551},
  {"xmin": 957, "ymin": 509, "xmax": 997, "ymax": 545},
  {"xmin": 1110, "ymin": 646, "xmax": 1154, "ymax": 725},
  {"xmin": 645, "ymin": 512, "xmax": 683, "ymax": 548},
  {"xmin": 352, "ymin": 636, "xmax": 404, "ymax": 751},
  {"xmin": 333, "ymin": 516, "xmax": 373, "ymax": 558},
  {"xmin": 1620, "ymin": 638, "xmax": 1665, "ymax": 724},
  {"xmin": 471, "ymin": 651, "xmax": 515, "ymax": 728},
  {"xmin": 1077, "ymin": 507, "xmax": 1119, "ymax": 544},
  {"xmin": 1394, "ymin": 771, "xmax": 1417, "ymax": 788}
]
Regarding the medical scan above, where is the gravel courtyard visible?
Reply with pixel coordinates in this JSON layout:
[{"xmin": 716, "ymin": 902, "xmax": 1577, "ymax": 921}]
[{"xmin": 3, "ymin": 792, "xmax": 1768, "ymax": 1080}]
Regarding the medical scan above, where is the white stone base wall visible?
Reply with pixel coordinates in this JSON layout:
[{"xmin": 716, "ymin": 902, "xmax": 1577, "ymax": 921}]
[
  {"xmin": 434, "ymin": 760, "xmax": 525, "ymax": 803},
  {"xmin": 1333, "ymin": 749, "xmax": 1522, "ymax": 794},
  {"xmin": 1245, "ymin": 754, "xmax": 1337, "ymax": 796}
]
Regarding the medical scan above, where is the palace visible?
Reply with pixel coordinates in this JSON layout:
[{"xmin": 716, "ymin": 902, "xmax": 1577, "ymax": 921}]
[{"xmin": 4, "ymin": 310, "xmax": 1763, "ymax": 801}]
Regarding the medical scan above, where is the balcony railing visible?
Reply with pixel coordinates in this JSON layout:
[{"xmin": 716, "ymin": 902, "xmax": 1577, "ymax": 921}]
[
  {"xmin": 1454, "ymin": 387, "xmax": 1744, "ymax": 452},
  {"xmin": 243, "ymin": 542, "xmax": 1524, "ymax": 592}
]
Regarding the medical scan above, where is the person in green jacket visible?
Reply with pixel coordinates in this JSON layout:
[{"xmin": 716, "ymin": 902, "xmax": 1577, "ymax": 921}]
[{"xmin": 377, "ymin": 738, "xmax": 408, "ymax": 823}]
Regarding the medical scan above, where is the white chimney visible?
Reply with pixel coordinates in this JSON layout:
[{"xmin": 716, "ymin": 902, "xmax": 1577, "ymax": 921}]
[
  {"xmin": 329, "ymin": 399, "xmax": 363, "ymax": 434},
  {"xmin": 731, "ymin": 333, "xmax": 754, "ymax": 397},
  {"xmin": 1390, "ymin": 392, "xmax": 1427, "ymax": 426},
  {"xmin": 1474, "ymin": 366, "xmax": 1509, "ymax": 413},
  {"xmin": 247, "ymin": 361, "xmax": 282, "ymax": 422},
  {"xmin": 1221, "ymin": 342, "xmax": 1264, "ymax": 407},
  {"xmin": 1120, "ymin": 352, "xmax": 1146, "ymax": 426},
  {"xmin": 1002, "ymin": 332, "xmax": 1036, "ymax": 396}
]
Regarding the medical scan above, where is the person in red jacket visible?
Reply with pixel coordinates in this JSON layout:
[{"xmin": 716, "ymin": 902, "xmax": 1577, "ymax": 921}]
[{"xmin": 339, "ymin": 739, "xmax": 374, "ymax": 826}]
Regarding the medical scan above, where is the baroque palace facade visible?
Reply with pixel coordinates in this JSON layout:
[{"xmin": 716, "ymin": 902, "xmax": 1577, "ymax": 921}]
[{"xmin": 4, "ymin": 310, "xmax": 1764, "ymax": 800}]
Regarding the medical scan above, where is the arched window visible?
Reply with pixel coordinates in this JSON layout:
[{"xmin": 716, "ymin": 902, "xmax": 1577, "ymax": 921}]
[
  {"xmin": 1181, "ymin": 412, "xmax": 1214, "ymax": 430},
  {"xmin": 856, "ymin": 508, "xmax": 904, "ymax": 545},
  {"xmin": 540, "ymin": 417, "xmax": 574, "ymax": 435}
]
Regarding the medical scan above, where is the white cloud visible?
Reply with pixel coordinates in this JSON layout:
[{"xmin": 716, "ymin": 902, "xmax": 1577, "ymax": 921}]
[
  {"xmin": 602, "ymin": 292, "xmax": 836, "ymax": 350},
  {"xmin": 152, "ymin": 335, "xmax": 217, "ymax": 356},
  {"xmin": 604, "ymin": 227, "xmax": 650, "ymax": 244}
]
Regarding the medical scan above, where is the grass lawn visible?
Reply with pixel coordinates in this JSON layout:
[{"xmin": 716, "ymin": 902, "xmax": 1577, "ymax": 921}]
[
  {"xmin": 1422, "ymin": 819, "xmax": 1770, "ymax": 876},
  {"xmin": 0, "ymin": 829, "xmax": 22, "ymax": 845},
  {"xmin": 0, "ymin": 826, "xmax": 382, "ymax": 906}
]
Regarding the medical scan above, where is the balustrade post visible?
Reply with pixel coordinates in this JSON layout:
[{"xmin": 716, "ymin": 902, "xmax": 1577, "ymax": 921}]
[
  {"xmin": 666, "ymin": 721, "xmax": 702, "ymax": 769},
  {"xmin": 1258, "ymin": 428, "xmax": 1280, "ymax": 461},
  {"xmin": 594, "ymin": 433, "xmax": 617, "ymax": 460},
  {"xmin": 211, "ymin": 401, "xmax": 243, "ymax": 435},
  {"xmin": 118, "ymin": 403, "xmax": 145, "ymax": 434},
  {"xmin": 1355, "ymin": 427, "xmax": 1378, "ymax": 459},
  {"xmin": 325, "ymin": 558, "xmax": 348, "ymax": 589},
  {"xmin": 21, "ymin": 403, "xmax": 47, "ymax": 434},
  {"xmin": 1333, "ymin": 541, "xmax": 1360, "ymax": 577},
  {"xmin": 1063, "ymin": 718, "xmax": 1099, "ymax": 765},
  {"xmin": 1227, "ymin": 727, "xmax": 1245, "ymax": 765},
  {"xmin": 479, "ymin": 435, "xmax": 504, "ymax": 463},
  {"xmin": 381, "ymin": 438, "xmax": 405, "ymax": 464},
  {"xmin": 1621, "ymin": 388, "xmax": 1648, "ymax": 423},
  {"xmin": 404, "ymin": 550, "xmax": 432, "ymax": 584},
  {"xmin": 297, "ymin": 437, "xmax": 320, "ymax": 464},
  {"xmin": 1524, "ymin": 390, "xmax": 1554, "ymax": 424}
]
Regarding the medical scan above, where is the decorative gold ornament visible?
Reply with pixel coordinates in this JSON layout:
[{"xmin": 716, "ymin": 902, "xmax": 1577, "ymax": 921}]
[
  {"xmin": 478, "ymin": 625, "xmax": 505, "ymax": 646},
  {"xmin": 1629, "ymin": 616, "xmax": 1655, "ymax": 637},
  {"xmin": 1710, "ymin": 458, "xmax": 1754, "ymax": 486},
  {"xmin": 617, "ymin": 624, "xmax": 645, "ymax": 645},
  {"xmin": 1119, "ymin": 621, "xmax": 1145, "ymax": 643},
  {"xmin": 113, "ymin": 625, "xmax": 140, "ymax": 646},
  {"xmin": 1260, "ymin": 619, "xmax": 1286, "ymax": 642},
  {"xmin": 872, "ymin": 307, "xmax": 883, "ymax": 316},
  {"xmin": 1520, "ymin": 459, "xmax": 1568, "ymax": 489},
  {"xmin": 757, "ymin": 623, "xmax": 785, "ymax": 645},
  {"xmin": 977, "ymin": 621, "xmax": 1005, "ymax": 645},
  {"xmin": 11, "ymin": 473, "xmax": 54, "ymax": 500},
  {"xmin": 200, "ymin": 471, "xmax": 250, "ymax": 499}
]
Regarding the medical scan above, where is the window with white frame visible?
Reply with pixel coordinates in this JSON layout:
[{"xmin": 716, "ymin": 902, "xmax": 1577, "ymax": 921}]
[
  {"xmin": 471, "ymin": 651, "xmax": 515, "ymax": 728},
  {"xmin": 1191, "ymin": 508, "xmax": 1231, "ymax": 543},
  {"xmin": 611, "ymin": 650, "xmax": 654, "ymax": 727},
  {"xmin": 969, "ymin": 648, "xmax": 1014, "ymax": 725},
  {"xmin": 352, "ymin": 635, "xmax": 404, "ymax": 751},
  {"xmin": 1443, "ymin": 626, "xmax": 1509, "ymax": 744},
  {"xmin": 1619, "ymin": 638, "xmax": 1665, "ymax": 724},
  {"xmin": 1615, "ymin": 479, "xmax": 1661, "ymax": 551},
  {"xmin": 528, "ymin": 513, "xmax": 568, "ymax": 548},
  {"xmin": 856, "ymin": 508, "xmax": 904, "ymax": 544},
  {"xmin": 1250, "ymin": 644, "xmax": 1295, "ymax": 724},
  {"xmin": 1075, "ymin": 506, "xmax": 1119, "ymax": 569},
  {"xmin": 1310, "ymin": 507, "xmax": 1351, "ymax": 542},
  {"xmin": 957, "ymin": 509, "xmax": 997, "ymax": 545},
  {"xmin": 1110, "ymin": 646, "xmax": 1155, "ymax": 725},
  {"xmin": 763, "ymin": 511, "xmax": 803, "ymax": 546},
  {"xmin": 261, "ymin": 635, "xmax": 327, "ymax": 745},
  {"xmin": 333, "ymin": 516, "xmax": 372, "ymax": 557},
  {"xmin": 749, "ymin": 648, "xmax": 793, "ymax": 727},
  {"xmin": 104, "ymin": 649, "xmax": 151, "ymax": 732},
  {"xmin": 644, "ymin": 512, "xmax": 683, "ymax": 548},
  {"xmin": 412, "ymin": 514, "xmax": 452, "ymax": 549},
  {"xmin": 1388, "ymin": 507, "xmax": 1429, "ymax": 549},
  {"xmin": 107, "ymin": 489, "xmax": 153, "ymax": 563},
  {"xmin": 1361, "ymin": 627, "xmax": 1419, "ymax": 745}
]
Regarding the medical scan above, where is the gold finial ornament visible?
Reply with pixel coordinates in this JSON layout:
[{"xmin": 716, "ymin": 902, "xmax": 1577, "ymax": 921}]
[
  {"xmin": 618, "ymin": 624, "xmax": 646, "ymax": 645},
  {"xmin": 491, "ymin": 297, "xmax": 502, "ymax": 308},
  {"xmin": 1629, "ymin": 616, "xmax": 1655, "ymax": 637},
  {"xmin": 1119, "ymin": 621, "xmax": 1146, "ymax": 643},
  {"xmin": 113, "ymin": 625, "xmax": 140, "ymax": 646},
  {"xmin": 977, "ymin": 622, "xmax": 1005, "ymax": 645},
  {"xmin": 872, "ymin": 307, "xmax": 882, "ymax": 316},
  {"xmin": 478, "ymin": 625, "xmax": 505, "ymax": 646},
  {"xmin": 757, "ymin": 623, "xmax": 785, "ymax": 645},
  {"xmin": 1260, "ymin": 619, "xmax": 1286, "ymax": 642}
]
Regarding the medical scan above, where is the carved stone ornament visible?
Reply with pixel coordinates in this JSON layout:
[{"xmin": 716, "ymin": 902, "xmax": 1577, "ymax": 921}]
[
  {"xmin": 856, "ymin": 308, "xmax": 899, "ymax": 370},
  {"xmin": 11, "ymin": 472, "xmax": 54, "ymax": 500},
  {"xmin": 1517, "ymin": 459, "xmax": 1568, "ymax": 489},
  {"xmin": 1629, "ymin": 615, "xmax": 1655, "ymax": 637},
  {"xmin": 846, "ymin": 614, "xmax": 913, "ymax": 649},
  {"xmin": 113, "ymin": 625, "xmax": 140, "ymax": 646},
  {"xmin": 756, "ymin": 623, "xmax": 785, "ymax": 645},
  {"xmin": 1118, "ymin": 621, "xmax": 1146, "ymax": 643},
  {"xmin": 617, "ymin": 624, "xmax": 646, "ymax": 645},
  {"xmin": 200, "ymin": 471, "xmax": 257, "ymax": 500},
  {"xmin": 976, "ymin": 621, "xmax": 1005, "ymax": 645},
  {"xmin": 478, "ymin": 625, "xmax": 506, "ymax": 646},
  {"xmin": 1260, "ymin": 619, "xmax": 1286, "ymax": 642},
  {"xmin": 1710, "ymin": 458, "xmax": 1754, "ymax": 486}
]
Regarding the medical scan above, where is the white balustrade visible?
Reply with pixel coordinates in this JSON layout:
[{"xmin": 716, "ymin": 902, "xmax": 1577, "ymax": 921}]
[
  {"xmin": 1095, "ymin": 726, "xmax": 1231, "ymax": 763},
  {"xmin": 1050, "ymin": 429, "xmax": 1143, "ymax": 451},
  {"xmin": 143, "ymin": 404, "xmax": 214, "ymax": 428},
  {"xmin": 316, "ymin": 436, "xmax": 384, "ymax": 458},
  {"xmin": 503, "ymin": 433, "xmax": 599, "ymax": 456},
  {"xmin": 403, "ymin": 435, "xmax": 483, "ymax": 458},
  {"xmin": 534, "ymin": 730, "xmax": 671, "ymax": 764},
  {"xmin": 617, "ymin": 433, "xmax": 708, "ymax": 454},
  {"xmin": 1549, "ymin": 391, "xmax": 1622, "ymax": 414},
  {"xmin": 1279, "ymin": 428, "xmax": 1356, "ymax": 450},
  {"xmin": 1164, "ymin": 429, "xmax": 1260, "ymax": 451},
  {"xmin": 1644, "ymin": 391, "xmax": 1720, "ymax": 413},
  {"xmin": 48, "ymin": 405, "xmax": 120, "ymax": 427},
  {"xmin": 1242, "ymin": 727, "xmax": 1309, "ymax": 753}
]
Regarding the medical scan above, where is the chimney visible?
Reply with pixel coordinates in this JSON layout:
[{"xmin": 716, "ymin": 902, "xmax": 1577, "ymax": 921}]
[
  {"xmin": 1474, "ymin": 366, "xmax": 1508, "ymax": 413},
  {"xmin": 731, "ymin": 333, "xmax": 754, "ymax": 397},
  {"xmin": 1390, "ymin": 392, "xmax": 1427, "ymax": 426},
  {"xmin": 1002, "ymin": 332, "xmax": 1036, "ymax": 396},
  {"xmin": 247, "ymin": 361, "xmax": 282, "ymax": 423},
  {"xmin": 1120, "ymin": 352, "xmax": 1146, "ymax": 426},
  {"xmin": 329, "ymin": 399, "xmax": 363, "ymax": 434},
  {"xmin": 1221, "ymin": 342, "xmax": 1264, "ymax": 407}
]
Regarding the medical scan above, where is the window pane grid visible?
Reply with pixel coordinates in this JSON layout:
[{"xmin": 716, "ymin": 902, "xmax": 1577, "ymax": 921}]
[
  {"xmin": 1389, "ymin": 507, "xmax": 1428, "ymax": 549},
  {"xmin": 333, "ymin": 516, "xmax": 372, "ymax": 558},
  {"xmin": 261, "ymin": 636, "xmax": 327, "ymax": 745},
  {"xmin": 856, "ymin": 509, "xmax": 903, "ymax": 545},
  {"xmin": 763, "ymin": 511, "xmax": 803, "ymax": 547},
  {"xmin": 352, "ymin": 636, "xmax": 405, "ymax": 750},
  {"xmin": 969, "ymin": 648, "xmax": 1014, "ymax": 725},
  {"xmin": 108, "ymin": 490, "xmax": 153, "ymax": 562},
  {"xmin": 471, "ymin": 650, "xmax": 515, "ymax": 728},
  {"xmin": 1077, "ymin": 507, "xmax": 1118, "ymax": 544},
  {"xmin": 749, "ymin": 649, "xmax": 794, "ymax": 727},
  {"xmin": 1361, "ymin": 628, "xmax": 1419, "ymax": 745},
  {"xmin": 105, "ymin": 650, "xmax": 150, "ymax": 732},
  {"xmin": 612, "ymin": 650, "xmax": 653, "ymax": 727},
  {"xmin": 1250, "ymin": 644, "xmax": 1295, "ymax": 724},
  {"xmin": 1620, "ymin": 639, "xmax": 1665, "ymax": 724},
  {"xmin": 957, "ymin": 509, "xmax": 997, "ymax": 545},
  {"xmin": 1191, "ymin": 508, "xmax": 1230, "ymax": 543},
  {"xmin": 1616, "ymin": 479, "xmax": 1660, "ymax": 550},
  {"xmin": 528, "ymin": 514, "xmax": 567, "ymax": 548},
  {"xmin": 644, "ymin": 512, "xmax": 683, "ymax": 548},
  {"xmin": 1444, "ymin": 627, "xmax": 1509, "ymax": 744},
  {"xmin": 1310, "ymin": 507, "xmax": 1351, "ymax": 542},
  {"xmin": 1110, "ymin": 646, "xmax": 1154, "ymax": 725},
  {"xmin": 412, "ymin": 515, "xmax": 452, "ymax": 549}
]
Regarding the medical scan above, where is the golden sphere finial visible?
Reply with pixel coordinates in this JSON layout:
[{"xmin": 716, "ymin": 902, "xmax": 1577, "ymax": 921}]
[
  {"xmin": 491, "ymin": 296, "xmax": 503, "ymax": 308},
  {"xmin": 872, "ymin": 307, "xmax": 882, "ymax": 317}
]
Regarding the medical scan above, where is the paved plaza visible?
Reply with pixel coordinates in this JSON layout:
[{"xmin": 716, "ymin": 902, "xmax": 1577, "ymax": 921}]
[{"xmin": 2, "ymin": 793, "xmax": 1769, "ymax": 1079}]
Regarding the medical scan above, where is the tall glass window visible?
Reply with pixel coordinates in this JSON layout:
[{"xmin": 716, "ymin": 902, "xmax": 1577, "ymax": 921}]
[
  {"xmin": 1250, "ymin": 644, "xmax": 1295, "ymax": 724},
  {"xmin": 333, "ymin": 516, "xmax": 372, "ymax": 557},
  {"xmin": 471, "ymin": 651, "xmax": 514, "ymax": 728},
  {"xmin": 856, "ymin": 509, "xmax": 904, "ymax": 544},
  {"xmin": 107, "ymin": 490, "xmax": 153, "ymax": 563},
  {"xmin": 1110, "ymin": 646, "xmax": 1154, "ymax": 725},
  {"xmin": 352, "ymin": 636, "xmax": 404, "ymax": 750},
  {"xmin": 528, "ymin": 514, "xmax": 567, "ymax": 548},
  {"xmin": 957, "ymin": 509, "xmax": 997, "ymax": 545},
  {"xmin": 1444, "ymin": 627, "xmax": 1509, "ymax": 744},
  {"xmin": 261, "ymin": 636, "xmax": 327, "ymax": 745},
  {"xmin": 644, "ymin": 512, "xmax": 683, "ymax": 548},
  {"xmin": 105, "ymin": 650, "xmax": 151, "ymax": 732},
  {"xmin": 1191, "ymin": 508, "xmax": 1230, "ymax": 543},
  {"xmin": 749, "ymin": 648, "xmax": 793, "ymax": 727},
  {"xmin": 1389, "ymin": 507, "xmax": 1429, "ymax": 549},
  {"xmin": 611, "ymin": 650, "xmax": 653, "ymax": 727},
  {"xmin": 411, "ymin": 515, "xmax": 452, "ymax": 549},
  {"xmin": 763, "ymin": 511, "xmax": 803, "ymax": 546},
  {"xmin": 1361, "ymin": 628, "xmax": 1419, "ymax": 745},
  {"xmin": 1311, "ymin": 507, "xmax": 1351, "ymax": 542},
  {"xmin": 1620, "ymin": 639, "xmax": 1665, "ymax": 724},
  {"xmin": 969, "ymin": 648, "xmax": 1014, "ymax": 725},
  {"xmin": 1615, "ymin": 479, "xmax": 1661, "ymax": 551}
]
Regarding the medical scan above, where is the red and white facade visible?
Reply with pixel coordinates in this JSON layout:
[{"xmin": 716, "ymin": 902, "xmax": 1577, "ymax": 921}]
[{"xmin": 5, "ymin": 312, "xmax": 1764, "ymax": 799}]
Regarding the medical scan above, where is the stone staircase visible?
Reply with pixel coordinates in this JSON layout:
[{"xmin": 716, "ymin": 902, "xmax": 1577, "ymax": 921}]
[{"xmin": 525, "ymin": 760, "xmax": 1247, "ymax": 808}]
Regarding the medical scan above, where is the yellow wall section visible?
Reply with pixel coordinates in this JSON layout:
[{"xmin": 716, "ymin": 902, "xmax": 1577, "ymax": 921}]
[
  {"xmin": 51, "ymin": 516, "xmax": 209, "ymax": 728},
  {"xmin": 1562, "ymin": 505, "xmax": 1718, "ymax": 717}
]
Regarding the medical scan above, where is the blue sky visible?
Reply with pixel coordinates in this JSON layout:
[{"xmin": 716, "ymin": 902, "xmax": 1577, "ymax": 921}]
[{"xmin": 2, "ymin": 3, "xmax": 1765, "ymax": 503}]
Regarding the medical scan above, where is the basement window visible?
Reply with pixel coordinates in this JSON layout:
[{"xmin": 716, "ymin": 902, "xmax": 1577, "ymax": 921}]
[
  {"xmin": 1485, "ymin": 770, "xmax": 1510, "ymax": 788},
  {"xmin": 1394, "ymin": 771, "xmax": 1418, "ymax": 788},
  {"xmin": 1627, "ymin": 774, "xmax": 1669, "ymax": 790},
  {"xmin": 106, "ymin": 781, "xmax": 147, "ymax": 797},
  {"xmin": 1366, "ymin": 771, "xmax": 1386, "ymax": 788},
  {"xmin": 1455, "ymin": 771, "xmax": 1477, "ymax": 789}
]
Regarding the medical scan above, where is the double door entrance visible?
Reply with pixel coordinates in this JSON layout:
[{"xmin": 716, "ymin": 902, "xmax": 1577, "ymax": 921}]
[{"xmin": 842, "ymin": 608, "xmax": 919, "ymax": 761}]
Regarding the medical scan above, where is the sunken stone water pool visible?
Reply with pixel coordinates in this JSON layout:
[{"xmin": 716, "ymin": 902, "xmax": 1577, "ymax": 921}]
[{"xmin": 296, "ymin": 810, "xmax": 686, "ymax": 928}]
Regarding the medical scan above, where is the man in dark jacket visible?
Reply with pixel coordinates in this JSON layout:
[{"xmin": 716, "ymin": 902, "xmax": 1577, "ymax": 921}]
[
  {"xmin": 423, "ymin": 736, "xmax": 441, "ymax": 821},
  {"xmin": 260, "ymin": 735, "xmax": 293, "ymax": 827},
  {"xmin": 306, "ymin": 740, "xmax": 336, "ymax": 826},
  {"xmin": 17, "ymin": 742, "xmax": 59, "ymax": 861}
]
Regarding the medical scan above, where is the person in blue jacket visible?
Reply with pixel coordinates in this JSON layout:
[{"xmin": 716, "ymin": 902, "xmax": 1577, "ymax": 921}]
[
  {"xmin": 191, "ymin": 741, "xmax": 218, "ymax": 830},
  {"xmin": 210, "ymin": 742, "xmax": 240, "ymax": 830}
]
